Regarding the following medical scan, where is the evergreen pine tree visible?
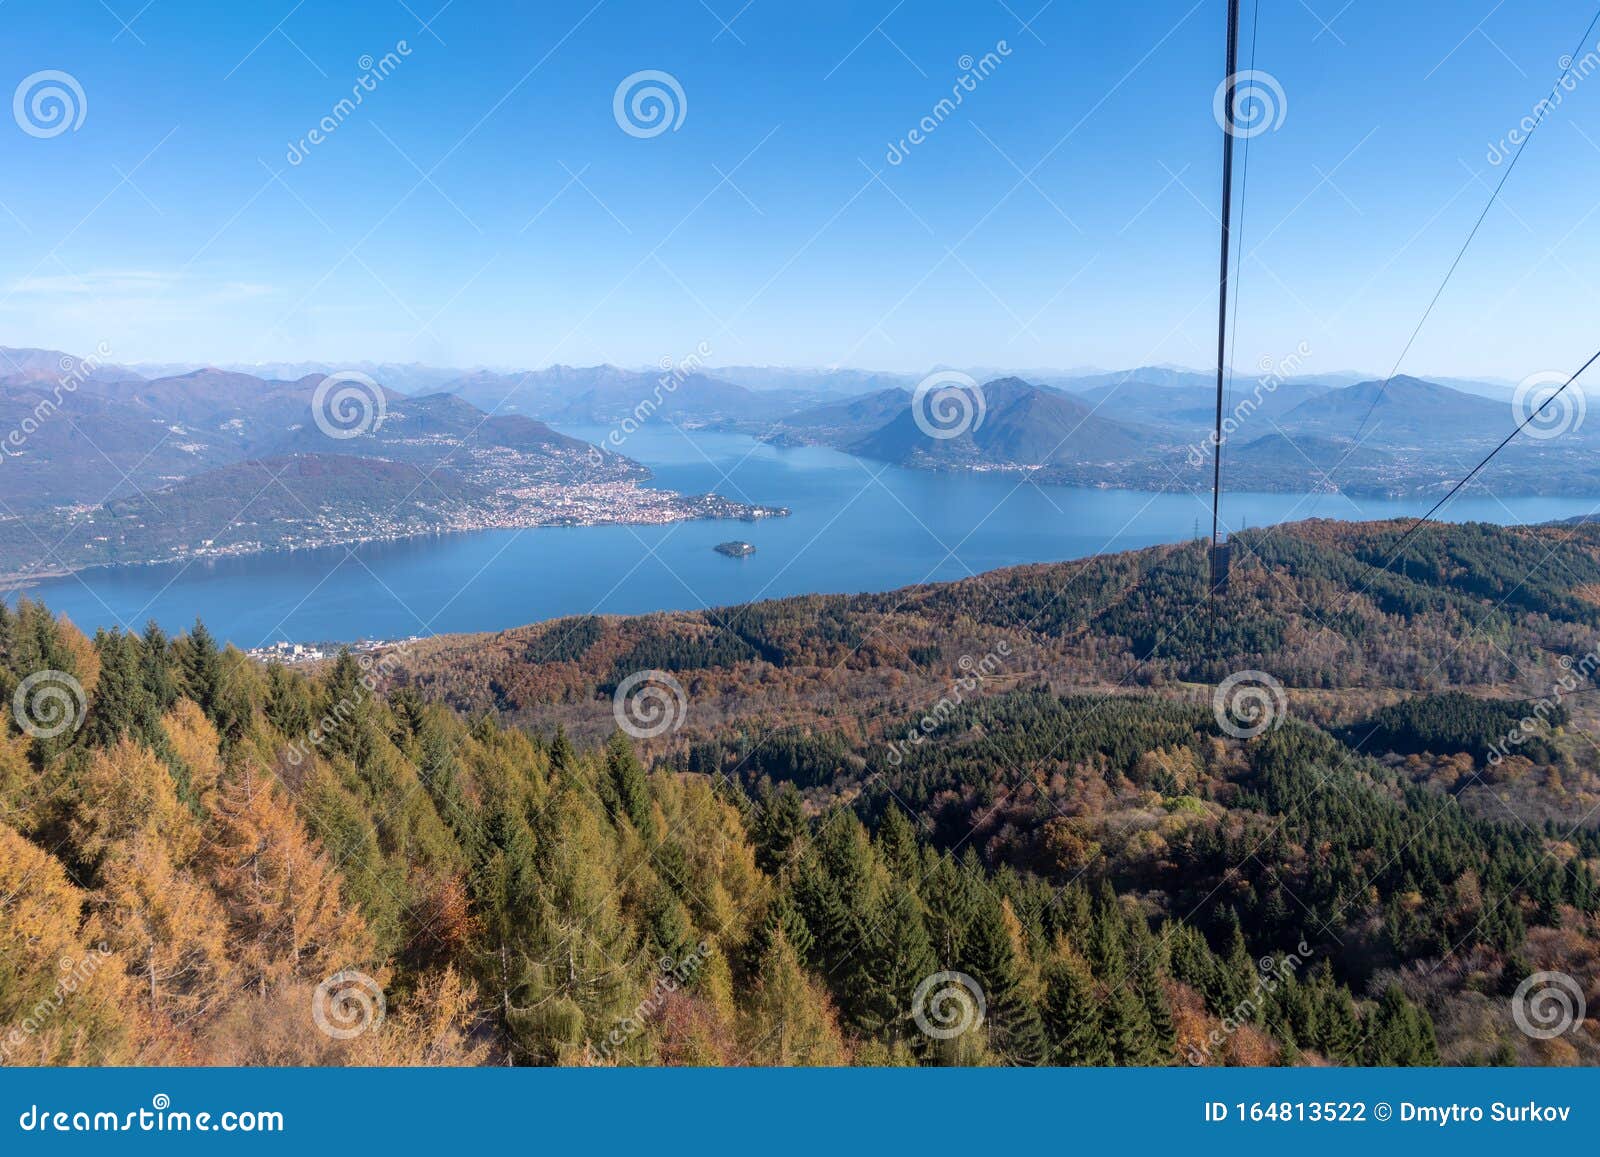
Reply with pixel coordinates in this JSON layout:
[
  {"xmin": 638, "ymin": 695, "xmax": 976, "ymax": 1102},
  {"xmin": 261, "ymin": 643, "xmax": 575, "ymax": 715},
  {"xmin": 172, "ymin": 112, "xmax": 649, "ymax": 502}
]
[
  {"xmin": 961, "ymin": 900, "xmax": 1047, "ymax": 1065},
  {"xmin": 139, "ymin": 620, "xmax": 179, "ymax": 713},
  {"xmin": 181, "ymin": 619, "xmax": 222, "ymax": 720},
  {"xmin": 1042, "ymin": 952, "xmax": 1107, "ymax": 1064},
  {"xmin": 605, "ymin": 732, "xmax": 656, "ymax": 840},
  {"xmin": 857, "ymin": 880, "xmax": 936, "ymax": 1043}
]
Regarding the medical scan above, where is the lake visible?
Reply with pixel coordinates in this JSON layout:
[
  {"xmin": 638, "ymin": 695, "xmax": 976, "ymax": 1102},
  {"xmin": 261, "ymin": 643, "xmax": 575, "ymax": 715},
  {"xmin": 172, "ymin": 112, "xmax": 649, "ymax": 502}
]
[{"xmin": 15, "ymin": 426, "xmax": 1600, "ymax": 646}]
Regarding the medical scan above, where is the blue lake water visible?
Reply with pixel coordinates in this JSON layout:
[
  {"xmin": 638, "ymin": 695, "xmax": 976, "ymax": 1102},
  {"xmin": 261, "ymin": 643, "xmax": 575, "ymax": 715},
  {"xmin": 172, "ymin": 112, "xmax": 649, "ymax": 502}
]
[{"xmin": 13, "ymin": 425, "xmax": 1600, "ymax": 647}]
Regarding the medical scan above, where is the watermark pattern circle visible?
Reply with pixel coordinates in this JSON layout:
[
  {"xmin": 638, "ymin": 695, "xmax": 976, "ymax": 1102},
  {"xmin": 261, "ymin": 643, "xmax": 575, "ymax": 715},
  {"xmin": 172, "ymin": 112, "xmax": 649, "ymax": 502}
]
[
  {"xmin": 912, "ymin": 970, "xmax": 985, "ymax": 1040},
  {"xmin": 1513, "ymin": 370, "xmax": 1585, "ymax": 440},
  {"xmin": 1213, "ymin": 69, "xmax": 1287, "ymax": 138},
  {"xmin": 613, "ymin": 70, "xmax": 687, "ymax": 139},
  {"xmin": 1212, "ymin": 670, "xmax": 1287, "ymax": 739},
  {"xmin": 912, "ymin": 371, "xmax": 985, "ymax": 440},
  {"xmin": 12, "ymin": 669, "xmax": 87, "ymax": 739},
  {"xmin": 312, "ymin": 371, "xmax": 386, "ymax": 439},
  {"xmin": 612, "ymin": 669, "xmax": 688, "ymax": 739},
  {"xmin": 312, "ymin": 970, "xmax": 386, "ymax": 1040},
  {"xmin": 13, "ymin": 70, "xmax": 87, "ymax": 138},
  {"xmin": 1511, "ymin": 970, "xmax": 1586, "ymax": 1039}
]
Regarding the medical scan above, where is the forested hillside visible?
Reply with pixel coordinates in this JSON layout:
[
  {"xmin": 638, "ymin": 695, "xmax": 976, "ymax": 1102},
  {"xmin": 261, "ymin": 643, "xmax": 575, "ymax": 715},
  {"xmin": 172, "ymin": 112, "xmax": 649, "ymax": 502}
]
[{"xmin": 3, "ymin": 518, "xmax": 1599, "ymax": 1065}]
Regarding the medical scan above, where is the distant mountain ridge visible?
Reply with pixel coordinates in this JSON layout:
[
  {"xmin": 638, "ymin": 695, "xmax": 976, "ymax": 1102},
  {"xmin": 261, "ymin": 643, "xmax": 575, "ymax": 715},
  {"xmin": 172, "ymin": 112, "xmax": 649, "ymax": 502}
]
[
  {"xmin": 0, "ymin": 349, "xmax": 794, "ymax": 582},
  {"xmin": 850, "ymin": 377, "xmax": 1153, "ymax": 468},
  {"xmin": 6, "ymin": 346, "xmax": 1598, "ymax": 522},
  {"xmin": 0, "ymin": 345, "xmax": 144, "ymax": 384},
  {"xmin": 1278, "ymin": 374, "xmax": 1516, "ymax": 444}
]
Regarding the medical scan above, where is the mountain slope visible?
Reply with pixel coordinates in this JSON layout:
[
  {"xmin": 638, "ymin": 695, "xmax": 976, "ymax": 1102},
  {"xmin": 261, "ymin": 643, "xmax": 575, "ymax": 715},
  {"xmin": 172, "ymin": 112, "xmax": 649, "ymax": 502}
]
[
  {"xmin": 0, "ymin": 345, "xmax": 143, "ymax": 384},
  {"xmin": 850, "ymin": 377, "xmax": 1156, "ymax": 468},
  {"xmin": 1076, "ymin": 380, "xmax": 1331, "ymax": 433},
  {"xmin": 6, "ymin": 518, "xmax": 1598, "ymax": 1067},
  {"xmin": 1279, "ymin": 375, "xmax": 1516, "ymax": 445},
  {"xmin": 442, "ymin": 364, "xmax": 799, "ymax": 425},
  {"xmin": 758, "ymin": 387, "xmax": 911, "ymax": 446},
  {"xmin": 268, "ymin": 390, "xmax": 637, "ymax": 481}
]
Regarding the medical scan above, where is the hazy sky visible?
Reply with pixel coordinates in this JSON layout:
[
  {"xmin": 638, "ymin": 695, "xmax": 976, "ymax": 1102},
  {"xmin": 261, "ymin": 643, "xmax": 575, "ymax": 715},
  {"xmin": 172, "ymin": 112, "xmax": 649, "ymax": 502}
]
[{"xmin": 3, "ymin": 0, "xmax": 1600, "ymax": 383}]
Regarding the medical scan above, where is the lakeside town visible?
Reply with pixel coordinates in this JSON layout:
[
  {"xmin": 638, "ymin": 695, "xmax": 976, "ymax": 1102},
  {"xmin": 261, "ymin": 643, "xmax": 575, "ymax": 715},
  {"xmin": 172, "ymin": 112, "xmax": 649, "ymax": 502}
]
[
  {"xmin": 244, "ymin": 635, "xmax": 420, "ymax": 666},
  {"xmin": 0, "ymin": 476, "xmax": 790, "ymax": 588}
]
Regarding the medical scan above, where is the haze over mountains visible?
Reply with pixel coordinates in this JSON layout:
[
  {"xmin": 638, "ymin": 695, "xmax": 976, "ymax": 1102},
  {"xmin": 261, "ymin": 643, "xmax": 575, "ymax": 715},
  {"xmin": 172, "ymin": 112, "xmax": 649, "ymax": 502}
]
[
  {"xmin": 3, "ymin": 343, "xmax": 1595, "ymax": 582},
  {"xmin": 0, "ymin": 348, "xmax": 782, "ymax": 583}
]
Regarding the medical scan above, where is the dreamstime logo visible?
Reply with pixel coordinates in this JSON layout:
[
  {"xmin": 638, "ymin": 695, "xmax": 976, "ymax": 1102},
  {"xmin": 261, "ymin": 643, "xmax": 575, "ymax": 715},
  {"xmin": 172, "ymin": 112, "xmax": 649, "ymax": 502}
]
[
  {"xmin": 1512, "ymin": 370, "xmax": 1585, "ymax": 440},
  {"xmin": 1511, "ymin": 970, "xmax": 1586, "ymax": 1040},
  {"xmin": 1186, "ymin": 942, "xmax": 1312, "ymax": 1065},
  {"xmin": 312, "ymin": 371, "xmax": 386, "ymax": 439},
  {"xmin": 1487, "ymin": 42, "xmax": 1600, "ymax": 165},
  {"xmin": 1211, "ymin": 670, "xmax": 1286, "ymax": 739},
  {"xmin": 311, "ymin": 970, "xmax": 385, "ymax": 1040},
  {"xmin": 598, "ymin": 341, "xmax": 713, "ymax": 453},
  {"xmin": 1487, "ymin": 647, "xmax": 1598, "ymax": 767},
  {"xmin": 13, "ymin": 70, "xmax": 87, "ymax": 138},
  {"xmin": 613, "ymin": 70, "xmax": 687, "ymax": 139},
  {"xmin": 0, "ymin": 945, "xmax": 112, "ymax": 1061},
  {"xmin": 1213, "ymin": 69, "xmax": 1286, "ymax": 138},
  {"xmin": 886, "ymin": 640, "xmax": 1011, "ymax": 765},
  {"xmin": 284, "ymin": 642, "xmax": 414, "ymax": 767},
  {"xmin": 912, "ymin": 371, "xmax": 985, "ymax": 440},
  {"xmin": 1186, "ymin": 341, "xmax": 1312, "ymax": 467},
  {"xmin": 912, "ymin": 971, "xmax": 985, "ymax": 1040},
  {"xmin": 612, "ymin": 669, "xmax": 688, "ymax": 739},
  {"xmin": 2, "ymin": 341, "xmax": 111, "ymax": 466},
  {"xmin": 12, "ymin": 670, "xmax": 87, "ymax": 740},
  {"xmin": 885, "ymin": 40, "xmax": 1012, "ymax": 165},
  {"xmin": 586, "ymin": 940, "xmax": 713, "ymax": 1063},
  {"xmin": 285, "ymin": 41, "xmax": 412, "ymax": 165}
]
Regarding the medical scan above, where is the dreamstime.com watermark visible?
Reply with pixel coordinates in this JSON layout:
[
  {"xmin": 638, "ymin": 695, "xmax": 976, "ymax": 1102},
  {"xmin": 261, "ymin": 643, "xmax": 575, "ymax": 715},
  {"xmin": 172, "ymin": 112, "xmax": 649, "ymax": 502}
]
[
  {"xmin": 311, "ymin": 370, "xmax": 387, "ymax": 439},
  {"xmin": 1186, "ymin": 941, "xmax": 1312, "ymax": 1064},
  {"xmin": 17, "ymin": 1095, "xmax": 283, "ymax": 1134},
  {"xmin": 594, "ymin": 342, "xmax": 713, "ymax": 455},
  {"xmin": 585, "ymin": 940, "xmax": 713, "ymax": 1062},
  {"xmin": 613, "ymin": 70, "xmax": 687, "ymax": 138},
  {"xmin": 1511, "ymin": 369, "xmax": 1586, "ymax": 440},
  {"xmin": 1487, "ymin": 43, "xmax": 1600, "ymax": 165},
  {"xmin": 1485, "ymin": 648, "xmax": 1598, "ymax": 766},
  {"xmin": 12, "ymin": 70, "xmax": 86, "ymax": 138},
  {"xmin": 0, "ymin": 946, "xmax": 112, "ymax": 1062},
  {"xmin": 886, "ymin": 641, "xmax": 1010, "ymax": 765},
  {"xmin": 1, "ymin": 342, "xmax": 111, "ymax": 465},
  {"xmin": 1213, "ymin": 69, "xmax": 1287, "ymax": 138},
  {"xmin": 885, "ymin": 42, "xmax": 1012, "ymax": 166},
  {"xmin": 1186, "ymin": 342, "xmax": 1312, "ymax": 467},
  {"xmin": 911, "ymin": 371, "xmax": 986, "ymax": 440},
  {"xmin": 10, "ymin": 668, "xmax": 88, "ymax": 740},
  {"xmin": 286, "ymin": 41, "xmax": 413, "ymax": 166},
  {"xmin": 912, "ymin": 970, "xmax": 986, "ymax": 1040},
  {"xmin": 1211, "ymin": 669, "xmax": 1287, "ymax": 740},
  {"xmin": 612, "ymin": 669, "xmax": 689, "ymax": 740},
  {"xmin": 312, "ymin": 969, "xmax": 386, "ymax": 1040},
  {"xmin": 1510, "ymin": 970, "xmax": 1588, "ymax": 1040},
  {"xmin": 284, "ymin": 644, "xmax": 413, "ymax": 766}
]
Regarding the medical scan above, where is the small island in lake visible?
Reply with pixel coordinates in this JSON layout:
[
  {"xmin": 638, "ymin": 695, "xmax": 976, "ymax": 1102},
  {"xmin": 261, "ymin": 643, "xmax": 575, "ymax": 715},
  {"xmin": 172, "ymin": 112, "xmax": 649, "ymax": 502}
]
[{"xmin": 714, "ymin": 541, "xmax": 757, "ymax": 558}]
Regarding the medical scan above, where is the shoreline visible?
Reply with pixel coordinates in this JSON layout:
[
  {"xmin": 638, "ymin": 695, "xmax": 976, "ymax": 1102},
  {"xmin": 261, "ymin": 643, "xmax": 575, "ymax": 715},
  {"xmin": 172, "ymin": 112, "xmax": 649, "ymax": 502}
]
[{"xmin": 0, "ymin": 493, "xmax": 790, "ymax": 593}]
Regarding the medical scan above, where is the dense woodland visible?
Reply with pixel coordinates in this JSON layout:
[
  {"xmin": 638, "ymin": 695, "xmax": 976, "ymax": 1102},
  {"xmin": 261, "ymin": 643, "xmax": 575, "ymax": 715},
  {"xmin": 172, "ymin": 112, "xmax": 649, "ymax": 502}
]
[{"xmin": 3, "ymin": 519, "xmax": 1599, "ymax": 1065}]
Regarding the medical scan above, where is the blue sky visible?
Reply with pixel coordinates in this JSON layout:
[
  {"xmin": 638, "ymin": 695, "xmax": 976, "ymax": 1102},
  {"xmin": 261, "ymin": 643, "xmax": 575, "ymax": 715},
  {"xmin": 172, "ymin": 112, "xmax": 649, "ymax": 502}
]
[{"xmin": 2, "ymin": 0, "xmax": 1600, "ymax": 381}]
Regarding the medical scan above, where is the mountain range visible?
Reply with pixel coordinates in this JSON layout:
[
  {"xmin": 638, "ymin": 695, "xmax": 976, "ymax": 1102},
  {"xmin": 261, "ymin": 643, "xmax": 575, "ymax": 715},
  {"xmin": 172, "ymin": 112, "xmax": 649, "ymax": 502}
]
[
  {"xmin": 0, "ymin": 350, "xmax": 782, "ymax": 583},
  {"xmin": 5, "ymin": 345, "xmax": 1597, "ymax": 582},
  {"xmin": 850, "ymin": 377, "xmax": 1153, "ymax": 468},
  {"xmin": 723, "ymin": 369, "xmax": 1594, "ymax": 498}
]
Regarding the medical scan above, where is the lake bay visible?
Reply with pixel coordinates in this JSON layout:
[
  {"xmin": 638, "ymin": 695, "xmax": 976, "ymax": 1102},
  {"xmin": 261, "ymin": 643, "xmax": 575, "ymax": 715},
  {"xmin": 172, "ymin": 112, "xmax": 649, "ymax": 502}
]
[{"xmin": 15, "ymin": 426, "xmax": 1600, "ymax": 646}]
